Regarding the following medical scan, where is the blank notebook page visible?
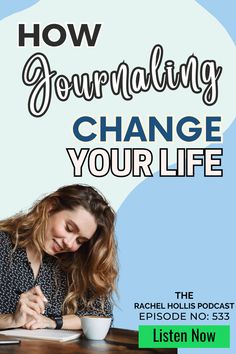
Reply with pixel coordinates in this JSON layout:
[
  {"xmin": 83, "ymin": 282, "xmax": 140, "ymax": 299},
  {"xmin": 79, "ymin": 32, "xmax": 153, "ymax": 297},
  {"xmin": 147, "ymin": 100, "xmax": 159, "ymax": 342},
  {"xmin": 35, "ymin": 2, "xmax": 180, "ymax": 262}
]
[{"xmin": 0, "ymin": 329, "xmax": 82, "ymax": 342}]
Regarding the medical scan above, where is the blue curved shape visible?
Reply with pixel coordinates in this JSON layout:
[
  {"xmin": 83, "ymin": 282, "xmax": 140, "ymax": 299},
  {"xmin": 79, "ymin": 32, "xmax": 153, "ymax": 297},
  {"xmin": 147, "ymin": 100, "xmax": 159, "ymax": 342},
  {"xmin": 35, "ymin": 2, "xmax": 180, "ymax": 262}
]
[
  {"xmin": 0, "ymin": 0, "xmax": 39, "ymax": 21},
  {"xmin": 196, "ymin": 0, "xmax": 236, "ymax": 44},
  {"xmin": 114, "ymin": 118, "xmax": 236, "ymax": 333}
]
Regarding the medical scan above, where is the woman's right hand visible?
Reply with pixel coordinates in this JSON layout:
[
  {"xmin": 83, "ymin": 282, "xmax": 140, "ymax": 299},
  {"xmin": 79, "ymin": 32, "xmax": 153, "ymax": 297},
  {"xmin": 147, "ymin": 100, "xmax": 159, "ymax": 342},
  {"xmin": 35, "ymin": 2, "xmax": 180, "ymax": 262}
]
[{"xmin": 12, "ymin": 286, "xmax": 48, "ymax": 328}]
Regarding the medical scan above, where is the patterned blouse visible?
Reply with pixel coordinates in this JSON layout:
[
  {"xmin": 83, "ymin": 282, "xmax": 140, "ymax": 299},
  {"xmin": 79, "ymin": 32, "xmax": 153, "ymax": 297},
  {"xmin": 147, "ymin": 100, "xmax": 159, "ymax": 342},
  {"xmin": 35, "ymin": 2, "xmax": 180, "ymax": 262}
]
[{"xmin": 0, "ymin": 231, "xmax": 112, "ymax": 318}]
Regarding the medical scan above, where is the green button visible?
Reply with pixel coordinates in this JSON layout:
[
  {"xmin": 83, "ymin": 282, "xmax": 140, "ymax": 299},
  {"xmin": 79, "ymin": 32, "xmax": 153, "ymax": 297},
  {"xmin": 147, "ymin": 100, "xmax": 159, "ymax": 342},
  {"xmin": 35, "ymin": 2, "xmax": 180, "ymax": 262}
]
[{"xmin": 139, "ymin": 325, "xmax": 230, "ymax": 348}]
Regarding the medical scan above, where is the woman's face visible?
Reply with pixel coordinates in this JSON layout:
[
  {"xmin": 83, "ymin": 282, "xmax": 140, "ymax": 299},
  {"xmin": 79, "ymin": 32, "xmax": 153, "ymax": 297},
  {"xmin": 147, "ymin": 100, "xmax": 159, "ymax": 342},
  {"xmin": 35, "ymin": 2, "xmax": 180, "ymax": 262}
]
[{"xmin": 44, "ymin": 206, "xmax": 97, "ymax": 256}]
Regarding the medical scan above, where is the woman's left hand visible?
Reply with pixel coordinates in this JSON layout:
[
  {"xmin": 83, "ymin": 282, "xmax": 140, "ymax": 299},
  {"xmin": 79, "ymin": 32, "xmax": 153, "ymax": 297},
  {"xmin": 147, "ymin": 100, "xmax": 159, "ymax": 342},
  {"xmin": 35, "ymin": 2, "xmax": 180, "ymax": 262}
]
[{"xmin": 23, "ymin": 315, "xmax": 56, "ymax": 330}]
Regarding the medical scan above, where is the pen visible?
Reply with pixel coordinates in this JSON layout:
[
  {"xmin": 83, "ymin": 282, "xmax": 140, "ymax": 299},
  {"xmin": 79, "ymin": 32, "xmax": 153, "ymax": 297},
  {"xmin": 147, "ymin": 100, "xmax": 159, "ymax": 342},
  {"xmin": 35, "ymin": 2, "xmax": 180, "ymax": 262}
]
[{"xmin": 0, "ymin": 336, "xmax": 21, "ymax": 345}]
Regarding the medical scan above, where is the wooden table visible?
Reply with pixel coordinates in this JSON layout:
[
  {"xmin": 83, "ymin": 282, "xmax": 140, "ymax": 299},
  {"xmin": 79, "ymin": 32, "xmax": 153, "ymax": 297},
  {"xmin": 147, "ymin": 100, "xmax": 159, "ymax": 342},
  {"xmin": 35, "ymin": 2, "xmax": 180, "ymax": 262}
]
[{"xmin": 0, "ymin": 328, "xmax": 177, "ymax": 354}]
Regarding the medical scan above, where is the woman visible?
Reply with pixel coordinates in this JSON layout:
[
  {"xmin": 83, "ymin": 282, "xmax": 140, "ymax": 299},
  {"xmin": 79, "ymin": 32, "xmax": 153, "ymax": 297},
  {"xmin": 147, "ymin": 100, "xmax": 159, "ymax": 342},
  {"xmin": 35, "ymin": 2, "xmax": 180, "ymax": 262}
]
[{"xmin": 0, "ymin": 184, "xmax": 117, "ymax": 330}]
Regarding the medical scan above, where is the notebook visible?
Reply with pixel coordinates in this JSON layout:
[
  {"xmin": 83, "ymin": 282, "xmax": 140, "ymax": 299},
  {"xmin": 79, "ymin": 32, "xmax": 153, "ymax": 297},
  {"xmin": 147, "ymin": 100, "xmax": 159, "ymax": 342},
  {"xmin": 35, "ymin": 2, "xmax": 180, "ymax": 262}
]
[{"xmin": 0, "ymin": 329, "xmax": 82, "ymax": 342}]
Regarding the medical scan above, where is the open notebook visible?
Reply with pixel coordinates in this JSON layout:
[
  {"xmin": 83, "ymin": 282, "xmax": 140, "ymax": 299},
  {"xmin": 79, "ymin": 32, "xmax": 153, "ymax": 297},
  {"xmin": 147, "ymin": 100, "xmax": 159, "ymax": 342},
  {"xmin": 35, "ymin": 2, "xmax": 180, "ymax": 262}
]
[{"xmin": 0, "ymin": 329, "xmax": 82, "ymax": 342}]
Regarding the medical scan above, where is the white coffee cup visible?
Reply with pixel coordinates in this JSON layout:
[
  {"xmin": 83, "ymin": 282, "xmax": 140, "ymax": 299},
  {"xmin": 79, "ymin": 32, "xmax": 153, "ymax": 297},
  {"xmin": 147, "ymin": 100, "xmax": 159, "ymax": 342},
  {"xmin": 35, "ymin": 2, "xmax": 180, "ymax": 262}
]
[{"xmin": 81, "ymin": 316, "xmax": 112, "ymax": 340}]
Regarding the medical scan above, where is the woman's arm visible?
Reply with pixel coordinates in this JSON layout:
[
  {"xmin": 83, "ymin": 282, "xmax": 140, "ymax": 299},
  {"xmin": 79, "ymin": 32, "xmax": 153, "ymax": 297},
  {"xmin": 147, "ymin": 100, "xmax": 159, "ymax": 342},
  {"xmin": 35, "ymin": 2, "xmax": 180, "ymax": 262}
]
[
  {"xmin": 0, "ymin": 308, "xmax": 39, "ymax": 330},
  {"xmin": 0, "ymin": 286, "xmax": 46, "ymax": 329},
  {"xmin": 25, "ymin": 297, "xmax": 112, "ymax": 330},
  {"xmin": 23, "ymin": 314, "xmax": 82, "ymax": 330},
  {"xmin": 0, "ymin": 314, "xmax": 15, "ymax": 329},
  {"xmin": 61, "ymin": 315, "xmax": 82, "ymax": 330}
]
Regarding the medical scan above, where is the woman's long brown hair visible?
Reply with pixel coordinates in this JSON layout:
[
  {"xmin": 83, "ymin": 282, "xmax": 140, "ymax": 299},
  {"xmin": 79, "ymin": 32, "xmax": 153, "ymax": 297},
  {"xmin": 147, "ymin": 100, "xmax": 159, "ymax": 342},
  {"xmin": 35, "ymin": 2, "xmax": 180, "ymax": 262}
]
[{"xmin": 0, "ymin": 184, "xmax": 118, "ymax": 314}]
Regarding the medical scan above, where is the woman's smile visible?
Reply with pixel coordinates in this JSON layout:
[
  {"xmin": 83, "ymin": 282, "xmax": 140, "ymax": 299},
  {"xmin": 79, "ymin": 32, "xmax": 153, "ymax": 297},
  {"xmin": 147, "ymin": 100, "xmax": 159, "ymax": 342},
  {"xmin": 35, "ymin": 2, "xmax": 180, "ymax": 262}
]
[{"xmin": 52, "ymin": 239, "xmax": 64, "ymax": 253}]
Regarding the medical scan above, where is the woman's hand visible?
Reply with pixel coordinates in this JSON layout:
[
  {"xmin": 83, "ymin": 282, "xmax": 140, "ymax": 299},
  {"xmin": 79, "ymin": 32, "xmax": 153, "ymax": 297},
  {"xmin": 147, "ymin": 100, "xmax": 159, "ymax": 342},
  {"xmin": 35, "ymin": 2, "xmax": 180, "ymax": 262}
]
[
  {"xmin": 12, "ymin": 286, "xmax": 48, "ymax": 328},
  {"xmin": 23, "ymin": 314, "xmax": 56, "ymax": 330}
]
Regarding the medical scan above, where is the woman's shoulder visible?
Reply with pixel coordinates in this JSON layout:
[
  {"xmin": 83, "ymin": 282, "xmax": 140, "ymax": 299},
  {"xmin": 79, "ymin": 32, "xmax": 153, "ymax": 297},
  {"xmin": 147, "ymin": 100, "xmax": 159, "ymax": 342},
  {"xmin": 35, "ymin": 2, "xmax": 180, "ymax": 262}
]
[
  {"xmin": 0, "ymin": 231, "xmax": 13, "ymax": 262},
  {"xmin": 0, "ymin": 230, "xmax": 12, "ymax": 244}
]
